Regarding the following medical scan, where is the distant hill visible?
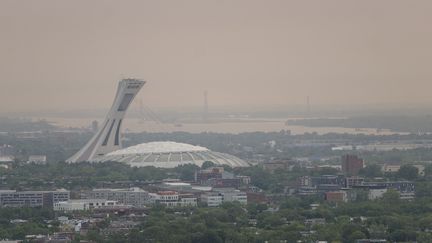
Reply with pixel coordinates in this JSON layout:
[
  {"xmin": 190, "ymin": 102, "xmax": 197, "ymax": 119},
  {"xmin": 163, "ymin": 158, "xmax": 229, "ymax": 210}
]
[
  {"xmin": 0, "ymin": 117, "xmax": 56, "ymax": 132},
  {"xmin": 287, "ymin": 115, "xmax": 432, "ymax": 134}
]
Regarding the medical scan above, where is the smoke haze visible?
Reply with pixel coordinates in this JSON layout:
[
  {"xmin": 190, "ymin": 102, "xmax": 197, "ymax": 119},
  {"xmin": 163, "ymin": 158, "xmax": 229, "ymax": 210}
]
[{"xmin": 1, "ymin": 0, "xmax": 432, "ymax": 113}]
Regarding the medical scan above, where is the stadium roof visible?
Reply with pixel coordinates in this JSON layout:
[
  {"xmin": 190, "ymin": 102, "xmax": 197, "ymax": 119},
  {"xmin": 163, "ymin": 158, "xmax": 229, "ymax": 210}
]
[{"xmin": 91, "ymin": 141, "xmax": 250, "ymax": 168}]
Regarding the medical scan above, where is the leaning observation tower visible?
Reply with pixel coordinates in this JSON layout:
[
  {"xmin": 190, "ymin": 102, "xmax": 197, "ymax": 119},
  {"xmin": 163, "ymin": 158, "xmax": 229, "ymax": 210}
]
[{"xmin": 67, "ymin": 78, "xmax": 146, "ymax": 163}]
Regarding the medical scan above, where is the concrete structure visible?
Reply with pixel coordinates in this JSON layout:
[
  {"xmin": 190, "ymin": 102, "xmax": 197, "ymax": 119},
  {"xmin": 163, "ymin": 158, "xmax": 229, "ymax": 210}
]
[
  {"xmin": 0, "ymin": 189, "xmax": 70, "ymax": 208},
  {"xmin": 84, "ymin": 187, "xmax": 150, "ymax": 208},
  {"xmin": 54, "ymin": 199, "xmax": 119, "ymax": 211},
  {"xmin": 341, "ymin": 155, "xmax": 364, "ymax": 175},
  {"xmin": 66, "ymin": 78, "xmax": 247, "ymax": 168},
  {"xmin": 67, "ymin": 79, "xmax": 146, "ymax": 163}
]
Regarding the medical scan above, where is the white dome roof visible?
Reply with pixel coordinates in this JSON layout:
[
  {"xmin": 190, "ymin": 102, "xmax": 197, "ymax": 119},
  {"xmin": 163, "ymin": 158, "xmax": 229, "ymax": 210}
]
[
  {"xmin": 107, "ymin": 141, "xmax": 208, "ymax": 155},
  {"xmin": 92, "ymin": 141, "xmax": 249, "ymax": 168}
]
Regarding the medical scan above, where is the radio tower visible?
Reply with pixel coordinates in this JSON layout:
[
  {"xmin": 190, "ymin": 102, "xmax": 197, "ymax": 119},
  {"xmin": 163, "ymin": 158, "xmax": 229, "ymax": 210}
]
[{"xmin": 203, "ymin": 90, "xmax": 208, "ymax": 122}]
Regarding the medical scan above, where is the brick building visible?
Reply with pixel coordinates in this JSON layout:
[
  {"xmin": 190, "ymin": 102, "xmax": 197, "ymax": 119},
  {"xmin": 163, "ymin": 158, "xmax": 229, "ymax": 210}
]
[{"xmin": 341, "ymin": 155, "xmax": 364, "ymax": 175}]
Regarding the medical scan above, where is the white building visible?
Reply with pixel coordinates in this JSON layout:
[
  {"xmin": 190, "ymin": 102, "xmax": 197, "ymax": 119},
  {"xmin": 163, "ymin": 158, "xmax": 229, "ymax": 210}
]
[
  {"xmin": 0, "ymin": 156, "xmax": 14, "ymax": 163},
  {"xmin": 201, "ymin": 192, "xmax": 223, "ymax": 207},
  {"xmin": 368, "ymin": 189, "xmax": 387, "ymax": 200},
  {"xmin": 54, "ymin": 199, "xmax": 119, "ymax": 211},
  {"xmin": 28, "ymin": 155, "xmax": 47, "ymax": 164},
  {"xmin": 85, "ymin": 187, "xmax": 150, "ymax": 208},
  {"xmin": 219, "ymin": 190, "xmax": 248, "ymax": 204},
  {"xmin": 149, "ymin": 191, "xmax": 197, "ymax": 207},
  {"xmin": 201, "ymin": 189, "xmax": 247, "ymax": 207},
  {"xmin": 381, "ymin": 165, "xmax": 401, "ymax": 173},
  {"xmin": 179, "ymin": 197, "xmax": 198, "ymax": 207}
]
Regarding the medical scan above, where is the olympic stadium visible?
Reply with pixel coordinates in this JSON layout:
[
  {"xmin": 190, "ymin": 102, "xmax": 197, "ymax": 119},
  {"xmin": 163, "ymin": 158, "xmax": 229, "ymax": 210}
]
[
  {"xmin": 90, "ymin": 141, "xmax": 249, "ymax": 168},
  {"xmin": 67, "ymin": 79, "xmax": 249, "ymax": 168}
]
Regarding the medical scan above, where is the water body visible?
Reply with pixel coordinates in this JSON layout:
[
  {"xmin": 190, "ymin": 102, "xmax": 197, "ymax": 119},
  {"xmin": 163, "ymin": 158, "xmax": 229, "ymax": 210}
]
[{"xmin": 43, "ymin": 117, "xmax": 405, "ymax": 135}]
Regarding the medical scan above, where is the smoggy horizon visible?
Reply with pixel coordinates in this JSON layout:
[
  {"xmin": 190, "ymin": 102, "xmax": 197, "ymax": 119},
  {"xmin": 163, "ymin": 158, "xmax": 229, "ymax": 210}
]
[{"xmin": 1, "ymin": 0, "xmax": 432, "ymax": 113}]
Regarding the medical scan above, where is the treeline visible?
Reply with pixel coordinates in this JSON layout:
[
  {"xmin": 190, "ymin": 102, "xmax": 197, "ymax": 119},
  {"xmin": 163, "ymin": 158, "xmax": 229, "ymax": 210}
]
[
  {"xmin": 84, "ymin": 195, "xmax": 432, "ymax": 243},
  {"xmin": 288, "ymin": 115, "xmax": 432, "ymax": 133},
  {"xmin": 0, "ymin": 207, "xmax": 56, "ymax": 240},
  {"xmin": 0, "ymin": 162, "xmax": 209, "ymax": 190}
]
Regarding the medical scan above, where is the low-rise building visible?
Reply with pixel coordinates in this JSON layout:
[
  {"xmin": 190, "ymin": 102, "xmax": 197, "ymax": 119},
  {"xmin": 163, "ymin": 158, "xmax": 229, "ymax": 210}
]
[
  {"xmin": 345, "ymin": 177, "xmax": 365, "ymax": 188},
  {"xmin": 311, "ymin": 175, "xmax": 344, "ymax": 188},
  {"xmin": 325, "ymin": 191, "xmax": 347, "ymax": 203},
  {"xmin": 236, "ymin": 175, "xmax": 251, "ymax": 185},
  {"xmin": 195, "ymin": 167, "xmax": 224, "ymax": 182},
  {"xmin": 414, "ymin": 164, "xmax": 425, "ymax": 176},
  {"xmin": 27, "ymin": 155, "xmax": 47, "ymax": 164},
  {"xmin": 298, "ymin": 176, "xmax": 312, "ymax": 187},
  {"xmin": 54, "ymin": 199, "xmax": 120, "ymax": 211},
  {"xmin": 201, "ymin": 192, "xmax": 223, "ymax": 207},
  {"xmin": 262, "ymin": 160, "xmax": 294, "ymax": 173},
  {"xmin": 0, "ymin": 156, "xmax": 14, "ymax": 164},
  {"xmin": 0, "ymin": 189, "xmax": 70, "ymax": 208},
  {"xmin": 304, "ymin": 218, "xmax": 326, "ymax": 226},
  {"xmin": 150, "ymin": 191, "xmax": 197, "ymax": 207},
  {"xmin": 381, "ymin": 164, "xmax": 400, "ymax": 173},
  {"xmin": 84, "ymin": 187, "xmax": 150, "ymax": 208},
  {"xmin": 353, "ymin": 181, "xmax": 415, "ymax": 200},
  {"xmin": 195, "ymin": 167, "xmax": 250, "ymax": 188},
  {"xmin": 201, "ymin": 188, "xmax": 247, "ymax": 206},
  {"xmin": 368, "ymin": 189, "xmax": 387, "ymax": 200},
  {"xmin": 246, "ymin": 191, "xmax": 268, "ymax": 204},
  {"xmin": 381, "ymin": 163, "xmax": 425, "ymax": 176}
]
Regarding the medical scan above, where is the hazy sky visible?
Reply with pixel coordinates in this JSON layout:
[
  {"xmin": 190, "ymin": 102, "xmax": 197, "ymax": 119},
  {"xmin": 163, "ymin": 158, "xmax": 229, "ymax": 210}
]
[{"xmin": 1, "ymin": 0, "xmax": 432, "ymax": 113}]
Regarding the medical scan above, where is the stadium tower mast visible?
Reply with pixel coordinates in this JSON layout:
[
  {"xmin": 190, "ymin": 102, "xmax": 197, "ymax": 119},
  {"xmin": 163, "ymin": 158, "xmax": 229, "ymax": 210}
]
[{"xmin": 67, "ymin": 78, "xmax": 146, "ymax": 163}]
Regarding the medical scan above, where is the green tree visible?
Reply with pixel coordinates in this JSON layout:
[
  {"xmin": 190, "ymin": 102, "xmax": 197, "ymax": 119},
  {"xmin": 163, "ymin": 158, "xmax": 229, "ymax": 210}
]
[
  {"xmin": 398, "ymin": 165, "xmax": 418, "ymax": 180},
  {"xmin": 359, "ymin": 164, "xmax": 383, "ymax": 178},
  {"xmin": 382, "ymin": 189, "xmax": 400, "ymax": 204}
]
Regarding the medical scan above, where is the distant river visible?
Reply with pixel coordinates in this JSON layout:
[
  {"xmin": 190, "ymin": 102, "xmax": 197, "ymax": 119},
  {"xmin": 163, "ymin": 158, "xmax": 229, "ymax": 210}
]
[{"xmin": 42, "ymin": 117, "xmax": 406, "ymax": 135}]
